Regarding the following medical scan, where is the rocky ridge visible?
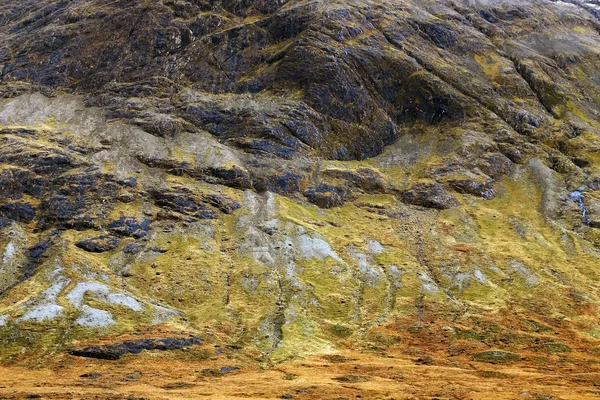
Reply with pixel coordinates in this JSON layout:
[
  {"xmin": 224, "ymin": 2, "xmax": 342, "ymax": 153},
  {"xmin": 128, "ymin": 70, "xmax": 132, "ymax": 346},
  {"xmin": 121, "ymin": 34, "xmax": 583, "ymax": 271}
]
[{"xmin": 1, "ymin": 0, "xmax": 600, "ymax": 381}]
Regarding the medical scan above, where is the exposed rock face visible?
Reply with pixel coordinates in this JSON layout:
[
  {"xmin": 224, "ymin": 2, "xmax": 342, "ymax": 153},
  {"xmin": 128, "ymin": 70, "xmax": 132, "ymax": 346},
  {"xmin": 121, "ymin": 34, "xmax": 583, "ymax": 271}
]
[
  {"xmin": 3, "ymin": 0, "xmax": 598, "ymax": 163},
  {"xmin": 69, "ymin": 337, "xmax": 202, "ymax": 360},
  {"xmin": 1, "ymin": 0, "xmax": 600, "ymax": 375},
  {"xmin": 403, "ymin": 183, "xmax": 459, "ymax": 210},
  {"xmin": 75, "ymin": 236, "xmax": 119, "ymax": 253}
]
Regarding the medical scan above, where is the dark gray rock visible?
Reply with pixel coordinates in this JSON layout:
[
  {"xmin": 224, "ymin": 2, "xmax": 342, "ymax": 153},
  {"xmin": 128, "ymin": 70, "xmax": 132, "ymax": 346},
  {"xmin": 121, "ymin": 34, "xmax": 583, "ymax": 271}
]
[
  {"xmin": 151, "ymin": 189, "xmax": 218, "ymax": 221},
  {"xmin": 403, "ymin": 183, "xmax": 459, "ymax": 210},
  {"xmin": 304, "ymin": 185, "xmax": 348, "ymax": 209},
  {"xmin": 1, "ymin": 202, "xmax": 36, "ymax": 222},
  {"xmin": 108, "ymin": 216, "xmax": 150, "ymax": 239},
  {"xmin": 448, "ymin": 179, "xmax": 495, "ymax": 199},
  {"xmin": 69, "ymin": 337, "xmax": 202, "ymax": 360},
  {"xmin": 75, "ymin": 236, "xmax": 119, "ymax": 253}
]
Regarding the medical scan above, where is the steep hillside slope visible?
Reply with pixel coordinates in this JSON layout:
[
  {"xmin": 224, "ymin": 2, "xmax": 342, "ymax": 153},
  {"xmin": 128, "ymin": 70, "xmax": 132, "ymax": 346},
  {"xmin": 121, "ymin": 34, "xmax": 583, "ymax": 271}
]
[{"xmin": 3, "ymin": 0, "xmax": 600, "ymax": 397}]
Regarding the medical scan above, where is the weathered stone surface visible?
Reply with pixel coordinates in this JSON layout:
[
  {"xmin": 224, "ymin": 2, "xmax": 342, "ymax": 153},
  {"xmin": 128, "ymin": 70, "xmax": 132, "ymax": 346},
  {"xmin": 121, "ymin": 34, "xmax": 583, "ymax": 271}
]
[
  {"xmin": 203, "ymin": 194, "xmax": 242, "ymax": 215},
  {"xmin": 1, "ymin": 202, "xmax": 36, "ymax": 223},
  {"xmin": 69, "ymin": 337, "xmax": 202, "ymax": 360},
  {"xmin": 108, "ymin": 216, "xmax": 150, "ymax": 239},
  {"xmin": 255, "ymin": 172, "xmax": 305, "ymax": 195},
  {"xmin": 448, "ymin": 178, "xmax": 495, "ymax": 199},
  {"xmin": 151, "ymin": 189, "xmax": 218, "ymax": 221},
  {"xmin": 322, "ymin": 168, "xmax": 388, "ymax": 194},
  {"xmin": 304, "ymin": 185, "xmax": 349, "ymax": 209},
  {"xmin": 0, "ymin": 217, "xmax": 13, "ymax": 230},
  {"xmin": 403, "ymin": 183, "xmax": 459, "ymax": 210},
  {"xmin": 75, "ymin": 236, "xmax": 119, "ymax": 253}
]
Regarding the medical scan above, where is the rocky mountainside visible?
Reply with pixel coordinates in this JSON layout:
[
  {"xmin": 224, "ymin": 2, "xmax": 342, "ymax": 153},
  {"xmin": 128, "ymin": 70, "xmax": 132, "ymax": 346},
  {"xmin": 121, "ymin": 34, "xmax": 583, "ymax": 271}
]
[{"xmin": 3, "ymin": 0, "xmax": 600, "ymax": 397}]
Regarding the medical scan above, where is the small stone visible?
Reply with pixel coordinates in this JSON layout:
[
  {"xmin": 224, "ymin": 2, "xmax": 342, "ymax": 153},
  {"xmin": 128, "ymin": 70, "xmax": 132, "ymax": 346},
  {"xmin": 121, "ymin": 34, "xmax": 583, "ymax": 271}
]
[
  {"xmin": 122, "ymin": 243, "xmax": 141, "ymax": 254},
  {"xmin": 125, "ymin": 371, "xmax": 142, "ymax": 381},
  {"xmin": 80, "ymin": 372, "xmax": 102, "ymax": 379},
  {"xmin": 261, "ymin": 226, "xmax": 277, "ymax": 235}
]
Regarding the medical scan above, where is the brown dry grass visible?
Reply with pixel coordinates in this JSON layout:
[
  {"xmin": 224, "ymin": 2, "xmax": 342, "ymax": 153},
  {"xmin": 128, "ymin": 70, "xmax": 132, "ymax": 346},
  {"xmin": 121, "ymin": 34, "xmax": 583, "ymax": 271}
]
[{"xmin": 2, "ymin": 345, "xmax": 600, "ymax": 400}]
